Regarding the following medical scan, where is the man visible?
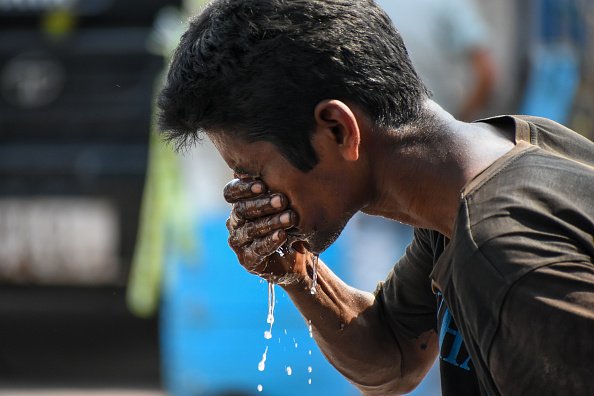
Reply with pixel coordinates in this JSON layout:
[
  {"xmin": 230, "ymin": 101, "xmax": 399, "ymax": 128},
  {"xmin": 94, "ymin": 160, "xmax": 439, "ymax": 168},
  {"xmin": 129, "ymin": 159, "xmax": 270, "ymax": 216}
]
[{"xmin": 157, "ymin": 0, "xmax": 594, "ymax": 394}]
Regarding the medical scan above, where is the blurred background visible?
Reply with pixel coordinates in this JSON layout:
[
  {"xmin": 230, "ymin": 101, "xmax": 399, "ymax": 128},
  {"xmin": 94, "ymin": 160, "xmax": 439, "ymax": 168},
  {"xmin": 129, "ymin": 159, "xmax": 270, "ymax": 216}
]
[{"xmin": 0, "ymin": 0, "xmax": 592, "ymax": 395}]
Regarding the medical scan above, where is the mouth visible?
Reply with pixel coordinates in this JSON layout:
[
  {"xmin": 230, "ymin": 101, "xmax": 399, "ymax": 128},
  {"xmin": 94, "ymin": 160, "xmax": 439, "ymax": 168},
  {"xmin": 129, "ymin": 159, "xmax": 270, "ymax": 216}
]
[
  {"xmin": 285, "ymin": 228, "xmax": 311, "ymax": 253},
  {"xmin": 290, "ymin": 240, "xmax": 310, "ymax": 254}
]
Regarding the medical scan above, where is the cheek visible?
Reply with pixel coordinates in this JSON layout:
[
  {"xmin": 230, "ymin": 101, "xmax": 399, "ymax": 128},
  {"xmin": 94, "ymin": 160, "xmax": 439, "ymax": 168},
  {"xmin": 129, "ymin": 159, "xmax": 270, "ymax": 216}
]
[
  {"xmin": 263, "ymin": 172, "xmax": 306, "ymax": 211},
  {"xmin": 278, "ymin": 185, "xmax": 321, "ymax": 231},
  {"xmin": 291, "ymin": 188, "xmax": 342, "ymax": 234},
  {"xmin": 266, "ymin": 169, "xmax": 346, "ymax": 231},
  {"xmin": 306, "ymin": 205, "xmax": 328, "ymax": 231}
]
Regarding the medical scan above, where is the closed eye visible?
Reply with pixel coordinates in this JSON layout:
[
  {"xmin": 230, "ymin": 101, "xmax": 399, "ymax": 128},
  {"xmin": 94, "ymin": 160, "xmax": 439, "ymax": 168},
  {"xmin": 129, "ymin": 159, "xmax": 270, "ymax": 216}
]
[{"xmin": 233, "ymin": 167, "xmax": 261, "ymax": 180}]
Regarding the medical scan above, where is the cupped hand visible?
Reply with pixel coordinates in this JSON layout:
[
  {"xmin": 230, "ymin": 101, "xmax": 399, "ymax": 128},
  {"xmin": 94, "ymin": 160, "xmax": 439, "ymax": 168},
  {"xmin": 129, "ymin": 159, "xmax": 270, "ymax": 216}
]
[{"xmin": 224, "ymin": 177, "xmax": 309, "ymax": 282}]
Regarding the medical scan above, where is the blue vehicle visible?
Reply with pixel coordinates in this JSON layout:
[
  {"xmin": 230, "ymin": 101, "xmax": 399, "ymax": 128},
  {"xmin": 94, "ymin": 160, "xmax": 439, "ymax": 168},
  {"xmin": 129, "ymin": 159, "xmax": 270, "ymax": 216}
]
[{"xmin": 160, "ymin": 211, "xmax": 358, "ymax": 396}]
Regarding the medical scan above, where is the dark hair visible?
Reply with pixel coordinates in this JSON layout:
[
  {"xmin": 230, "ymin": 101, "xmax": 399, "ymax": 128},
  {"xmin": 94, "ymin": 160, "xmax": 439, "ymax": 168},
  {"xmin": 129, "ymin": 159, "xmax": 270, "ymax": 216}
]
[{"xmin": 158, "ymin": 0, "xmax": 429, "ymax": 171}]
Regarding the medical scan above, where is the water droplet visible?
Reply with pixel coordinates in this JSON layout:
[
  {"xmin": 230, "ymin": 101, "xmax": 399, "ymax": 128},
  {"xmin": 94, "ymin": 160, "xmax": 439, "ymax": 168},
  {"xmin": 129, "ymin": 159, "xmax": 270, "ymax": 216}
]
[
  {"xmin": 308, "ymin": 350, "xmax": 312, "ymax": 356},
  {"xmin": 308, "ymin": 321, "xmax": 313, "ymax": 338},
  {"xmin": 257, "ymin": 346, "xmax": 268, "ymax": 372},
  {"xmin": 308, "ymin": 379, "xmax": 312, "ymax": 385},
  {"xmin": 264, "ymin": 282, "xmax": 276, "ymax": 339},
  {"xmin": 286, "ymin": 366, "xmax": 292, "ymax": 376},
  {"xmin": 257, "ymin": 384, "xmax": 263, "ymax": 392},
  {"xmin": 308, "ymin": 366, "xmax": 313, "ymax": 373},
  {"xmin": 310, "ymin": 255, "xmax": 319, "ymax": 294}
]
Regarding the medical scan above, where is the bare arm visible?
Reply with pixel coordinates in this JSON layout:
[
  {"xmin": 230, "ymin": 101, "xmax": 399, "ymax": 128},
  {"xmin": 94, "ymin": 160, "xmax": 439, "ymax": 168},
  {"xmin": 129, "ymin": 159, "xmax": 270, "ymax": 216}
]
[
  {"xmin": 224, "ymin": 178, "xmax": 438, "ymax": 394},
  {"xmin": 283, "ymin": 258, "xmax": 438, "ymax": 395}
]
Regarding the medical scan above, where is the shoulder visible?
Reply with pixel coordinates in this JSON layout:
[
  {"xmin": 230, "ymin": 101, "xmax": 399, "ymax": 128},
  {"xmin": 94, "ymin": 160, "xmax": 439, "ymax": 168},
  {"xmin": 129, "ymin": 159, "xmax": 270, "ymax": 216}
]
[
  {"xmin": 465, "ymin": 143, "xmax": 594, "ymax": 222},
  {"xmin": 514, "ymin": 114, "xmax": 571, "ymax": 131},
  {"xmin": 462, "ymin": 148, "xmax": 594, "ymax": 283},
  {"xmin": 510, "ymin": 115, "xmax": 594, "ymax": 167}
]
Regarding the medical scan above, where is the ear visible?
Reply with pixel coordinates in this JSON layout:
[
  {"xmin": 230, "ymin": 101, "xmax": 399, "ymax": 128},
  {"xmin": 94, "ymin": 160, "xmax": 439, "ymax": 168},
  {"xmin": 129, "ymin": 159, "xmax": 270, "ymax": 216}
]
[{"xmin": 313, "ymin": 99, "xmax": 361, "ymax": 161}]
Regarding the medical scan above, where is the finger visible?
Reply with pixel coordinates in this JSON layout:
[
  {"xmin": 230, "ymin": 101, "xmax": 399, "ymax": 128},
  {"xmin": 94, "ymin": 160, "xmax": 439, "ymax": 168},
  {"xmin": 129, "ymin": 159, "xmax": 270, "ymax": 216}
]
[
  {"xmin": 245, "ymin": 229, "xmax": 287, "ymax": 261},
  {"xmin": 223, "ymin": 178, "xmax": 265, "ymax": 202},
  {"xmin": 229, "ymin": 210, "xmax": 296, "ymax": 247},
  {"xmin": 235, "ymin": 193, "xmax": 287, "ymax": 220},
  {"xmin": 226, "ymin": 216, "xmax": 233, "ymax": 231},
  {"xmin": 226, "ymin": 209, "xmax": 245, "ymax": 231}
]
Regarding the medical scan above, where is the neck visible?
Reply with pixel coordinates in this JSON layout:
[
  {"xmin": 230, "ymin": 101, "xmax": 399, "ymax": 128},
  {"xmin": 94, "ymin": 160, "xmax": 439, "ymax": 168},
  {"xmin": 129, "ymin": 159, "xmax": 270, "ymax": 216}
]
[{"xmin": 362, "ymin": 100, "xmax": 514, "ymax": 237}]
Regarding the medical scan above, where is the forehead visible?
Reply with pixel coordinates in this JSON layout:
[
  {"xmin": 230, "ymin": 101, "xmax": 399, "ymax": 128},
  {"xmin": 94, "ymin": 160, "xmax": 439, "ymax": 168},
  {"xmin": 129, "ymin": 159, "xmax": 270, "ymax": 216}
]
[{"xmin": 207, "ymin": 132, "xmax": 277, "ymax": 174}]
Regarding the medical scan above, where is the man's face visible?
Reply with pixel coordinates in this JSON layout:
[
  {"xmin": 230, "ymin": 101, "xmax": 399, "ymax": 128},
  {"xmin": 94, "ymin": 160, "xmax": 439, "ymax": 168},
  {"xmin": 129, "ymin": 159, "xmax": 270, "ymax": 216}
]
[{"xmin": 209, "ymin": 132, "xmax": 363, "ymax": 254}]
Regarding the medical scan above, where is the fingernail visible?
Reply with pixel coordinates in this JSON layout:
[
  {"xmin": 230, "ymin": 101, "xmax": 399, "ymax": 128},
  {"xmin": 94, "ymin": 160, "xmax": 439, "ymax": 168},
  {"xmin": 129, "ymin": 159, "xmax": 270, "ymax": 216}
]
[
  {"xmin": 251, "ymin": 182, "xmax": 263, "ymax": 194},
  {"xmin": 272, "ymin": 230, "xmax": 280, "ymax": 241},
  {"xmin": 271, "ymin": 195, "xmax": 282, "ymax": 208},
  {"xmin": 280, "ymin": 212, "xmax": 291, "ymax": 224}
]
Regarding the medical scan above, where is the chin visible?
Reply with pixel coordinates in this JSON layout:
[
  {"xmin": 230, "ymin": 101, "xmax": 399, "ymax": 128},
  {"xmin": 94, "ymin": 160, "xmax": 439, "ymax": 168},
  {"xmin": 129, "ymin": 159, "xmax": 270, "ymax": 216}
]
[
  {"xmin": 308, "ymin": 231, "xmax": 341, "ymax": 255},
  {"xmin": 308, "ymin": 212, "xmax": 354, "ymax": 254}
]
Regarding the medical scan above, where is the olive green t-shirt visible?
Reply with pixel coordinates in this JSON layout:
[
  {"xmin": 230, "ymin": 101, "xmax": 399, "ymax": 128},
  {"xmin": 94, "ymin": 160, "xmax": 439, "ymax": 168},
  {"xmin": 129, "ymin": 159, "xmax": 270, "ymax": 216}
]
[{"xmin": 376, "ymin": 115, "xmax": 594, "ymax": 395}]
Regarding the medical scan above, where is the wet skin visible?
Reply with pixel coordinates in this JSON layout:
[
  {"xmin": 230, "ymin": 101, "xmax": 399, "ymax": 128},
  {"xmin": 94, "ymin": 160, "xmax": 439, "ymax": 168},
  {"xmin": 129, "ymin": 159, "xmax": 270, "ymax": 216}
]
[
  {"xmin": 211, "ymin": 102, "xmax": 370, "ymax": 281},
  {"xmin": 218, "ymin": 152, "xmax": 361, "ymax": 281},
  {"xmin": 223, "ymin": 176, "xmax": 305, "ymax": 279}
]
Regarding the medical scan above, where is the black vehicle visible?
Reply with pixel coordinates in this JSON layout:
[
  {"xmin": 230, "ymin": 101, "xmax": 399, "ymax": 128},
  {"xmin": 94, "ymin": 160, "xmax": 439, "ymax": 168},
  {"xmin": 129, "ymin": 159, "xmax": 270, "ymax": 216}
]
[{"xmin": 0, "ymin": 0, "xmax": 178, "ymax": 388}]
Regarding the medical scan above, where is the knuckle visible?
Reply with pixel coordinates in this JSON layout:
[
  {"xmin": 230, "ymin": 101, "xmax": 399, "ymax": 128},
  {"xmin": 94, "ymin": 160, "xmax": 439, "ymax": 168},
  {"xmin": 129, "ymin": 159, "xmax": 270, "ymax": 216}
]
[
  {"xmin": 237, "ymin": 201, "xmax": 256, "ymax": 219},
  {"xmin": 229, "ymin": 227, "xmax": 245, "ymax": 247},
  {"xmin": 246, "ymin": 198, "xmax": 270, "ymax": 216},
  {"xmin": 237, "ymin": 228, "xmax": 250, "ymax": 245},
  {"xmin": 244, "ymin": 248, "xmax": 261, "ymax": 267},
  {"xmin": 253, "ymin": 233, "xmax": 281, "ymax": 257},
  {"xmin": 243, "ymin": 221, "xmax": 255, "ymax": 236},
  {"xmin": 223, "ymin": 179, "xmax": 238, "ymax": 201},
  {"xmin": 266, "ymin": 216, "xmax": 276, "ymax": 229},
  {"xmin": 263, "ymin": 216, "xmax": 279, "ymax": 234},
  {"xmin": 233, "ymin": 201, "xmax": 246, "ymax": 218},
  {"xmin": 253, "ymin": 217, "xmax": 275, "ymax": 237},
  {"xmin": 228, "ymin": 233, "xmax": 239, "ymax": 248},
  {"xmin": 224, "ymin": 178, "xmax": 263, "ymax": 202},
  {"xmin": 251, "ymin": 239, "xmax": 269, "ymax": 257}
]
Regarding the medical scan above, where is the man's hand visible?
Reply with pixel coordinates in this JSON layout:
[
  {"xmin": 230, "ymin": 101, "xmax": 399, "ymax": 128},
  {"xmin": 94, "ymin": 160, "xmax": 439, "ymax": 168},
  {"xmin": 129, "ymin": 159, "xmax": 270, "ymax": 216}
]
[{"xmin": 224, "ymin": 178, "xmax": 306, "ymax": 282}]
